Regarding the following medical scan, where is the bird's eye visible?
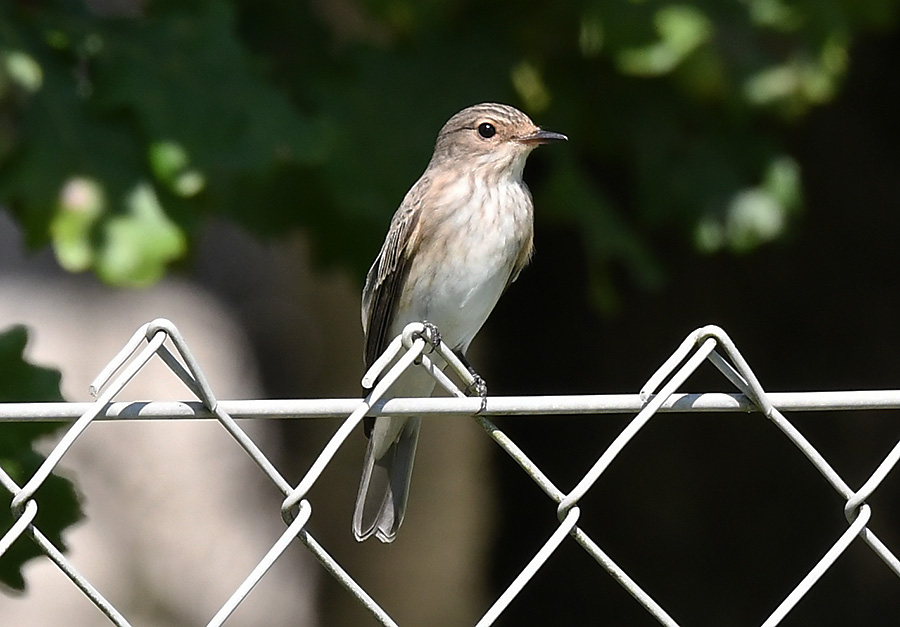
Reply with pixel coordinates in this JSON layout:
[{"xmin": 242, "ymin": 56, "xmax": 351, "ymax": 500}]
[{"xmin": 477, "ymin": 122, "xmax": 496, "ymax": 139}]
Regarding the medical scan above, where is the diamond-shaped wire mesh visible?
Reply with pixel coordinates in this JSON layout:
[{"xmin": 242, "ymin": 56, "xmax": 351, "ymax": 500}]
[{"xmin": 2, "ymin": 319, "xmax": 900, "ymax": 626}]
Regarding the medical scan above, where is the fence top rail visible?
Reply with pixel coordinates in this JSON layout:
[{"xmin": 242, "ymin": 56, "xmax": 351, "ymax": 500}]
[{"xmin": 2, "ymin": 390, "xmax": 900, "ymax": 422}]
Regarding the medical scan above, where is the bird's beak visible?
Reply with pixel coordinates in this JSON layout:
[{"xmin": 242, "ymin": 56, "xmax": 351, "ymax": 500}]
[{"xmin": 517, "ymin": 128, "xmax": 568, "ymax": 145}]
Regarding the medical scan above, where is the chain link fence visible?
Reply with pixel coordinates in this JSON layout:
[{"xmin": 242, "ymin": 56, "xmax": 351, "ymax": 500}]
[{"xmin": 2, "ymin": 318, "xmax": 899, "ymax": 626}]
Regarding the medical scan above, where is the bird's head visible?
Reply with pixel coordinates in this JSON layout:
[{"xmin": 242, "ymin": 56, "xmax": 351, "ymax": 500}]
[{"xmin": 429, "ymin": 103, "xmax": 567, "ymax": 181}]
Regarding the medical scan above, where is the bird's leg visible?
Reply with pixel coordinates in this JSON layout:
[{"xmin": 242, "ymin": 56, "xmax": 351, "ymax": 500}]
[{"xmin": 454, "ymin": 350, "xmax": 488, "ymax": 413}]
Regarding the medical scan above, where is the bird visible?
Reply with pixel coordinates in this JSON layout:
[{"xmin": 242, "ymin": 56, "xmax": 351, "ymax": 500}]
[{"xmin": 353, "ymin": 102, "xmax": 567, "ymax": 543}]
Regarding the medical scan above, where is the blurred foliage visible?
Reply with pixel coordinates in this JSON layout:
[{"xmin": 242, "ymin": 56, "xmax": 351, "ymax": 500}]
[
  {"xmin": 1, "ymin": 0, "xmax": 898, "ymax": 292},
  {"xmin": 0, "ymin": 326, "xmax": 82, "ymax": 592}
]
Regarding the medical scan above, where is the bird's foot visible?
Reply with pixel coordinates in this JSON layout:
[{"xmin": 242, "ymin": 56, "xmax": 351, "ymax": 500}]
[
  {"xmin": 418, "ymin": 321, "xmax": 442, "ymax": 353},
  {"xmin": 466, "ymin": 373, "xmax": 488, "ymax": 414}
]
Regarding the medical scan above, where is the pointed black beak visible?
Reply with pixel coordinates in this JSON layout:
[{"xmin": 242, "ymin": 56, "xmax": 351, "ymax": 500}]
[{"xmin": 517, "ymin": 128, "xmax": 569, "ymax": 145}]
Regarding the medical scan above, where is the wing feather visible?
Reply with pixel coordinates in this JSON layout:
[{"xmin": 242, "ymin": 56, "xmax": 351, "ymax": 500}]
[{"xmin": 362, "ymin": 182, "xmax": 427, "ymax": 370}]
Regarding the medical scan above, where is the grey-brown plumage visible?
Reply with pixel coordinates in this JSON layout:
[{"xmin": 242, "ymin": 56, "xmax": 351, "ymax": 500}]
[{"xmin": 354, "ymin": 103, "xmax": 566, "ymax": 543}]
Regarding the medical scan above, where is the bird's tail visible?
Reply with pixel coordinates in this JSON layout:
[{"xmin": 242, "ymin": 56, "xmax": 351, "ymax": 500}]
[{"xmin": 353, "ymin": 417, "xmax": 421, "ymax": 543}]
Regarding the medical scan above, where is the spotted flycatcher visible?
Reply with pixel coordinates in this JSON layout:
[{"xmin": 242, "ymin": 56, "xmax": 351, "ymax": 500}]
[{"xmin": 353, "ymin": 102, "xmax": 567, "ymax": 542}]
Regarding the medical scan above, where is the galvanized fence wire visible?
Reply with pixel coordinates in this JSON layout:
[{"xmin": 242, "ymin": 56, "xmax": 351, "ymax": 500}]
[{"xmin": 1, "ymin": 319, "xmax": 900, "ymax": 626}]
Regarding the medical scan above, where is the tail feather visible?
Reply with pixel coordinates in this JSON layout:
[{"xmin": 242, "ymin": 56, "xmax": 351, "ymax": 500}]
[{"xmin": 353, "ymin": 417, "xmax": 421, "ymax": 542}]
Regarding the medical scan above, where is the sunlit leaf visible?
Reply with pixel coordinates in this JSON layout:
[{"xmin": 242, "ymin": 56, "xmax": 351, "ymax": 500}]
[{"xmin": 97, "ymin": 182, "xmax": 187, "ymax": 286}]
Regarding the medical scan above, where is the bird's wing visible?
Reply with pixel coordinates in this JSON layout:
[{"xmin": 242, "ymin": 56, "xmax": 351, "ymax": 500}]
[{"xmin": 362, "ymin": 187, "xmax": 425, "ymax": 370}]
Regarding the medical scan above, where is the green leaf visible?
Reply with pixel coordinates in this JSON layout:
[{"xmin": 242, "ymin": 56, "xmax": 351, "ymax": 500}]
[
  {"xmin": 0, "ymin": 326, "xmax": 82, "ymax": 593},
  {"xmin": 617, "ymin": 5, "xmax": 713, "ymax": 76},
  {"xmin": 96, "ymin": 182, "xmax": 187, "ymax": 286},
  {"xmin": 49, "ymin": 177, "xmax": 105, "ymax": 272}
]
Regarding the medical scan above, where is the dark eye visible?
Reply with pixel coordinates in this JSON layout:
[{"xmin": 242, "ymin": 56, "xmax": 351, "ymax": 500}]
[{"xmin": 477, "ymin": 122, "xmax": 496, "ymax": 139}]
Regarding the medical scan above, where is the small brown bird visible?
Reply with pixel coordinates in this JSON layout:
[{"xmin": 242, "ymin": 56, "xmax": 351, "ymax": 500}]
[{"xmin": 353, "ymin": 103, "xmax": 567, "ymax": 542}]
